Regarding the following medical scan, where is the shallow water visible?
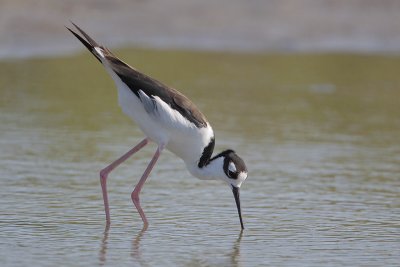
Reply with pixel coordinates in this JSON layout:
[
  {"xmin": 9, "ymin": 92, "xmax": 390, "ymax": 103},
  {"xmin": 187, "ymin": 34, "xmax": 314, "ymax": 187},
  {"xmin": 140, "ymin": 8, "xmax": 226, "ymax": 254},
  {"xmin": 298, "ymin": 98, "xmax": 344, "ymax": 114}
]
[{"xmin": 0, "ymin": 50, "xmax": 399, "ymax": 266}]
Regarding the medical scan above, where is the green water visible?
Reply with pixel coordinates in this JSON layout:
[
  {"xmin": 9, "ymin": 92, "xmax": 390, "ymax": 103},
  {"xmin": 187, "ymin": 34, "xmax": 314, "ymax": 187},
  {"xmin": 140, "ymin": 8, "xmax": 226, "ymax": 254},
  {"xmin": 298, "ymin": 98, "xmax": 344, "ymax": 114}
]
[
  {"xmin": 2, "ymin": 51, "xmax": 399, "ymax": 140},
  {"xmin": 0, "ymin": 50, "xmax": 399, "ymax": 266}
]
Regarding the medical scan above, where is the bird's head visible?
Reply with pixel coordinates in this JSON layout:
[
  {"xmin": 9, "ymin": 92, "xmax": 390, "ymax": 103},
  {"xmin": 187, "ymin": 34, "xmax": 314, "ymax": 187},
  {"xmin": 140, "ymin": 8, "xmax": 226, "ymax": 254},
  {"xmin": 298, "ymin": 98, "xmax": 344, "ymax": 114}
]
[
  {"xmin": 216, "ymin": 149, "xmax": 248, "ymax": 188},
  {"xmin": 210, "ymin": 149, "xmax": 248, "ymax": 229}
]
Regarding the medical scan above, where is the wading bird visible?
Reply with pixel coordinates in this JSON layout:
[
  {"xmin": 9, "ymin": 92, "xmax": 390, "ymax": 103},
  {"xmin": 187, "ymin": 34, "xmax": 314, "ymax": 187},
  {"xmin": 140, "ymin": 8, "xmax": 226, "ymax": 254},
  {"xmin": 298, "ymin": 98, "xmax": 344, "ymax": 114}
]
[{"xmin": 67, "ymin": 23, "xmax": 248, "ymax": 229}]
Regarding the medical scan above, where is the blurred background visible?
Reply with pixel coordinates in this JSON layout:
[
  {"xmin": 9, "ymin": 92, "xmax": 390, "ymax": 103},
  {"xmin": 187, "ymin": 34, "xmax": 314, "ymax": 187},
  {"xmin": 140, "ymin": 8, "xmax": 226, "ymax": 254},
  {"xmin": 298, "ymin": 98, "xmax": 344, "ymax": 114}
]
[
  {"xmin": 1, "ymin": 1, "xmax": 399, "ymax": 266},
  {"xmin": 1, "ymin": 0, "xmax": 400, "ymax": 58}
]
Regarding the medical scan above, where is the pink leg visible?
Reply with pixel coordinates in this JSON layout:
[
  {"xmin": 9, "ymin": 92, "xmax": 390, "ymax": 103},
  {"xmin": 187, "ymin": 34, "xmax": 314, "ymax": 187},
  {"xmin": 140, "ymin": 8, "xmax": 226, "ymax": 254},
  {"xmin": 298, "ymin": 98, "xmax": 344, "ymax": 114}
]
[
  {"xmin": 100, "ymin": 138, "xmax": 149, "ymax": 225},
  {"xmin": 131, "ymin": 144, "xmax": 165, "ymax": 227}
]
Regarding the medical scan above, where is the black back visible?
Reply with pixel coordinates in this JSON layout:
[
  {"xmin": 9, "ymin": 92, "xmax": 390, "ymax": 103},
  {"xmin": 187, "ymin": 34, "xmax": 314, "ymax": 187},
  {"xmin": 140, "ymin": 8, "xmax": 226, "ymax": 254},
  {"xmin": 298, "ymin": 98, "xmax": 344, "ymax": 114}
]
[{"xmin": 67, "ymin": 23, "xmax": 208, "ymax": 129}]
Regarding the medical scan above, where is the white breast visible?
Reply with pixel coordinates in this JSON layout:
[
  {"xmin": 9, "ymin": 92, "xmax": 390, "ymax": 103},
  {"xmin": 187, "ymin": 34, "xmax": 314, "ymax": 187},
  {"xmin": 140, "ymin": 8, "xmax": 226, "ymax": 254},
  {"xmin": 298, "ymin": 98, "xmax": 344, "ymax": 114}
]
[{"xmin": 110, "ymin": 71, "xmax": 214, "ymax": 164}]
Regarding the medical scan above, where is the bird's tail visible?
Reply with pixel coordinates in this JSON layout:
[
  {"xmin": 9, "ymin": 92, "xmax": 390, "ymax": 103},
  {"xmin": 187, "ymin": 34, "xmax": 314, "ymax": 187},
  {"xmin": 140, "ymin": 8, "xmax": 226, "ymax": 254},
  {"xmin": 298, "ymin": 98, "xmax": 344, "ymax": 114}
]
[{"xmin": 66, "ymin": 22, "xmax": 114, "ymax": 63}]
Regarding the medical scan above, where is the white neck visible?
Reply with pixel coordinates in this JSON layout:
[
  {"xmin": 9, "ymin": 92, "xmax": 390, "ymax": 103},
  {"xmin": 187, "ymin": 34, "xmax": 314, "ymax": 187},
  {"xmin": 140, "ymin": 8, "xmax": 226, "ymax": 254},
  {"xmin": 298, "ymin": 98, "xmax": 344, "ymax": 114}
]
[{"xmin": 185, "ymin": 156, "xmax": 225, "ymax": 181}]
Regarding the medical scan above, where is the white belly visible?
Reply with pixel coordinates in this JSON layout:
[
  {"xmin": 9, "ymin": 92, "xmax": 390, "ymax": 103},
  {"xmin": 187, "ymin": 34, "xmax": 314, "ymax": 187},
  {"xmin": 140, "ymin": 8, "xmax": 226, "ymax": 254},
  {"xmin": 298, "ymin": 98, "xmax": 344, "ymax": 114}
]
[
  {"xmin": 115, "ymin": 78, "xmax": 214, "ymax": 164},
  {"xmin": 117, "ymin": 84, "xmax": 168, "ymax": 143}
]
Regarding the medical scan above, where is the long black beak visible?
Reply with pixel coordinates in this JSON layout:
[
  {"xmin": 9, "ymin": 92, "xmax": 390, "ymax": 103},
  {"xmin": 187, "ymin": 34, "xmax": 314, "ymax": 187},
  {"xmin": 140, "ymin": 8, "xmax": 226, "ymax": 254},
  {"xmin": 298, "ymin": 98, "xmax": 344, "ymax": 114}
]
[{"xmin": 232, "ymin": 186, "xmax": 244, "ymax": 230}]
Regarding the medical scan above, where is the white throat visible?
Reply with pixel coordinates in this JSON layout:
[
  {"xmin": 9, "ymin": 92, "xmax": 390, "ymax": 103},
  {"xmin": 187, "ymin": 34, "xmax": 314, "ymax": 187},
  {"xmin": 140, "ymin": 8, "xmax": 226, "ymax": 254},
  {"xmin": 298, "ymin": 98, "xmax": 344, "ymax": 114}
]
[{"xmin": 185, "ymin": 157, "xmax": 225, "ymax": 181}]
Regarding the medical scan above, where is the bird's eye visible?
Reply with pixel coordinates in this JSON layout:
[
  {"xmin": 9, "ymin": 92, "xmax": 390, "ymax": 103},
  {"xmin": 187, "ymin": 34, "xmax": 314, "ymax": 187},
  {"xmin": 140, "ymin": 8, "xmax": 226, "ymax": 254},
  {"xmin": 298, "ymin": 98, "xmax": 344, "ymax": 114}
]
[{"xmin": 228, "ymin": 170, "xmax": 236, "ymax": 178}]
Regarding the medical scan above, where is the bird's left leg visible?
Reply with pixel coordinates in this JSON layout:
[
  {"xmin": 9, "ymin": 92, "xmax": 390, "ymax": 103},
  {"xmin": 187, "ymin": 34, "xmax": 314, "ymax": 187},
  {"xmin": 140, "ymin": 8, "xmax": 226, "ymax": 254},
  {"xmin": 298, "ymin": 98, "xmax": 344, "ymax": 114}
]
[{"xmin": 131, "ymin": 144, "xmax": 165, "ymax": 226}]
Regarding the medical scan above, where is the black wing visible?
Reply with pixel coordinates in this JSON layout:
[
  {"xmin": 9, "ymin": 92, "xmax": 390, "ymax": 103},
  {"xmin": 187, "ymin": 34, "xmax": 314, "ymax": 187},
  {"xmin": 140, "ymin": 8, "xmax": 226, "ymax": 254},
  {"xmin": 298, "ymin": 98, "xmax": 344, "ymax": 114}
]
[{"xmin": 67, "ymin": 22, "xmax": 208, "ymax": 128}]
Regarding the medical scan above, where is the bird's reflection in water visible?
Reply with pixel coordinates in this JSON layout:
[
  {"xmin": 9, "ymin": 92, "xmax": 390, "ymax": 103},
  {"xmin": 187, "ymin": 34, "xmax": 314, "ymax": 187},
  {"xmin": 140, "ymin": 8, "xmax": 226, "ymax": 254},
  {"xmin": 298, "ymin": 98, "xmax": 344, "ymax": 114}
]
[
  {"xmin": 131, "ymin": 225, "xmax": 149, "ymax": 267},
  {"xmin": 99, "ymin": 225, "xmax": 242, "ymax": 266},
  {"xmin": 230, "ymin": 229, "xmax": 243, "ymax": 266},
  {"xmin": 184, "ymin": 229, "xmax": 244, "ymax": 266},
  {"xmin": 99, "ymin": 224, "xmax": 149, "ymax": 266},
  {"xmin": 99, "ymin": 224, "xmax": 110, "ymax": 266}
]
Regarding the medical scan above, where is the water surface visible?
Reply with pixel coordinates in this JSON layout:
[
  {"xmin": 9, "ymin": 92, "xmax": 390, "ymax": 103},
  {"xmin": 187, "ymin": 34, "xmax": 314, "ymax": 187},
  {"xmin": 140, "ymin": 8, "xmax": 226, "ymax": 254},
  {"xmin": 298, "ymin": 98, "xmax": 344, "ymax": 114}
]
[{"xmin": 0, "ymin": 50, "xmax": 399, "ymax": 266}]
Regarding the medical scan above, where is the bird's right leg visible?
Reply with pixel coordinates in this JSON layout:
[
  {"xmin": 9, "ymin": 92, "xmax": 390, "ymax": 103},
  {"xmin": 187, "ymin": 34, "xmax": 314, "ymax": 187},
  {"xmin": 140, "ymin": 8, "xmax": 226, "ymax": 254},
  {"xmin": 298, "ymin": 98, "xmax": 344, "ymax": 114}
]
[
  {"xmin": 131, "ymin": 144, "xmax": 165, "ymax": 227},
  {"xmin": 100, "ymin": 138, "xmax": 149, "ymax": 225}
]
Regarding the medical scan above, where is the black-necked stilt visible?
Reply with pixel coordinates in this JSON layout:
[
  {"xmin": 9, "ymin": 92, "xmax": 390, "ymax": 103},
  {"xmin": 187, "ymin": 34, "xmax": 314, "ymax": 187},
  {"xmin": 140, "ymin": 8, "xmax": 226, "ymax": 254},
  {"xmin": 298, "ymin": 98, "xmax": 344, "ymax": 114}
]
[{"xmin": 67, "ymin": 23, "xmax": 248, "ymax": 230}]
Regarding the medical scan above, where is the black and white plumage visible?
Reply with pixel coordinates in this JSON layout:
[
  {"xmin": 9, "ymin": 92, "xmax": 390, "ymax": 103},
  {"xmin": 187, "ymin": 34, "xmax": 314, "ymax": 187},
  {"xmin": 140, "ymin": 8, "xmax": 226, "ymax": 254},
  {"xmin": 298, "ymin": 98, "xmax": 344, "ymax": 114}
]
[{"xmin": 67, "ymin": 23, "xmax": 248, "ymax": 230}]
